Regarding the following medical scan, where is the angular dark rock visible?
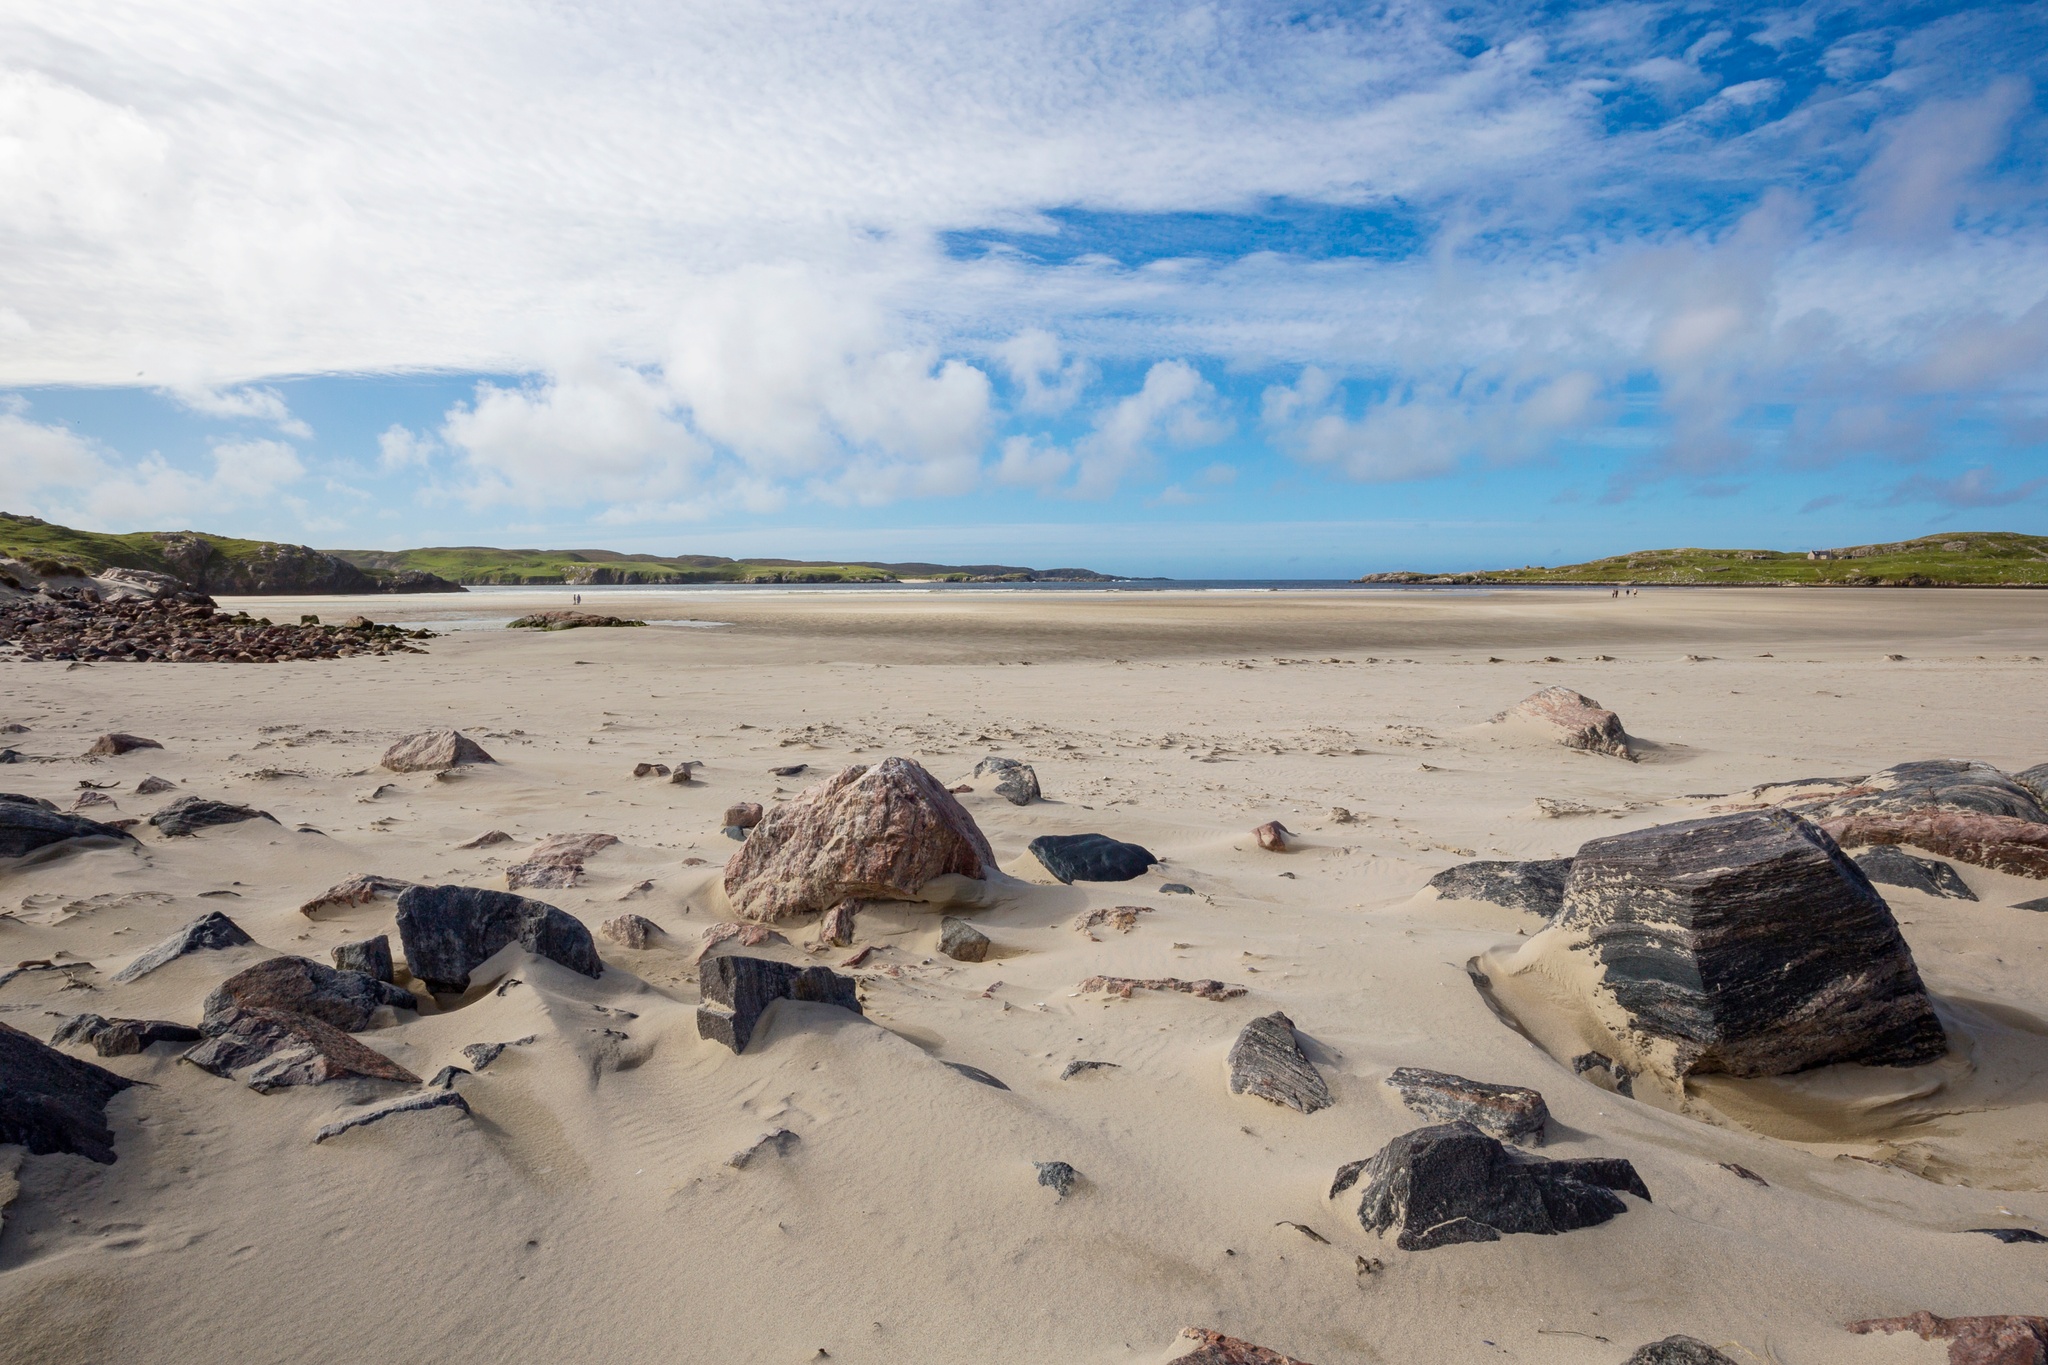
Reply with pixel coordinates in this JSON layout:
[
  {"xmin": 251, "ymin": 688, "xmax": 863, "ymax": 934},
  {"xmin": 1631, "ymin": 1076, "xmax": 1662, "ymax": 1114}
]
[
  {"xmin": 148, "ymin": 795, "xmax": 276, "ymax": 838},
  {"xmin": 332, "ymin": 934, "xmax": 395, "ymax": 983},
  {"xmin": 112, "ymin": 909, "xmax": 255, "ymax": 983},
  {"xmin": 86, "ymin": 732, "xmax": 162, "ymax": 757},
  {"xmin": 937, "ymin": 916, "xmax": 990, "ymax": 962},
  {"xmin": 942, "ymin": 1061, "xmax": 1009, "ymax": 1089},
  {"xmin": 1854, "ymin": 844, "xmax": 1977, "ymax": 900},
  {"xmin": 203, "ymin": 955, "xmax": 416, "ymax": 1031},
  {"xmin": 1332, "ymin": 1121, "xmax": 1649, "ymax": 1251},
  {"xmin": 1385, "ymin": 1067, "xmax": 1547, "ymax": 1145},
  {"xmin": 1554, "ymin": 808, "xmax": 1947, "ymax": 1078},
  {"xmin": 1034, "ymin": 1160, "xmax": 1079, "ymax": 1197},
  {"xmin": 0, "ymin": 1020, "xmax": 135, "ymax": 1163},
  {"xmin": 2018, "ymin": 763, "xmax": 2048, "ymax": 806},
  {"xmin": 50, "ymin": 1013, "xmax": 203, "ymax": 1056},
  {"xmin": 973, "ymin": 755, "xmax": 1040, "ymax": 805},
  {"xmin": 1170, "ymin": 1328, "xmax": 1312, "ymax": 1365},
  {"xmin": 427, "ymin": 1065, "xmax": 469, "ymax": 1089},
  {"xmin": 2016, "ymin": 896, "xmax": 2048, "ymax": 913},
  {"xmin": 1028, "ymin": 832, "xmax": 1156, "ymax": 884},
  {"xmin": 312, "ymin": 1088, "xmax": 470, "ymax": 1143},
  {"xmin": 694, "ymin": 954, "xmax": 862, "ymax": 1053},
  {"xmin": 1427, "ymin": 858, "xmax": 1574, "ymax": 917},
  {"xmin": 394, "ymin": 884, "xmax": 603, "ymax": 993},
  {"xmin": 300, "ymin": 873, "xmax": 413, "ymax": 917},
  {"xmin": 1226, "ymin": 1012, "xmax": 1332, "ymax": 1113},
  {"xmin": 135, "ymin": 775, "xmax": 176, "ymax": 796},
  {"xmin": 1624, "ymin": 1337, "xmax": 1741, "ymax": 1365},
  {"xmin": 1970, "ymin": 1228, "xmax": 2048, "ymax": 1244},
  {"xmin": 0, "ymin": 800, "xmax": 136, "ymax": 861},
  {"xmin": 182, "ymin": 1006, "xmax": 419, "ymax": 1091},
  {"xmin": 600, "ymin": 913, "xmax": 661, "ymax": 949},
  {"xmin": 380, "ymin": 729, "xmax": 495, "ymax": 773},
  {"xmin": 1060, "ymin": 1060, "xmax": 1119, "ymax": 1079}
]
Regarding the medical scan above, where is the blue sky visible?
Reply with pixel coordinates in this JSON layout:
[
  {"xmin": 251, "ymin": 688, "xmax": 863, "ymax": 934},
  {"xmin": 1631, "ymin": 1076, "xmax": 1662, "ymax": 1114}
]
[{"xmin": 2, "ymin": 1, "xmax": 2044, "ymax": 577}]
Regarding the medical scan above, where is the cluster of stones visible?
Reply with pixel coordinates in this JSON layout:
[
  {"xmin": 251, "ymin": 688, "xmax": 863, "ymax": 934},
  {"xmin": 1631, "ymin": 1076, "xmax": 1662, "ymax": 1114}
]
[{"xmin": 0, "ymin": 591, "xmax": 431, "ymax": 663}]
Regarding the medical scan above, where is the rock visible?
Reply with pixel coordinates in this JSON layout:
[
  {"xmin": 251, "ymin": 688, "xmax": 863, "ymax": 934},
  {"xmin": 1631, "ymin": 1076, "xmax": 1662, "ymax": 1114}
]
[
  {"xmin": 71, "ymin": 790, "xmax": 116, "ymax": 811},
  {"xmin": 1170, "ymin": 1328, "xmax": 1313, "ymax": 1365},
  {"xmin": 1624, "ymin": 1337, "xmax": 1741, "ymax": 1365},
  {"xmin": 331, "ymin": 935, "xmax": 395, "ymax": 983},
  {"xmin": 506, "ymin": 611, "xmax": 644, "ymax": 630},
  {"xmin": 203, "ymin": 955, "xmax": 417, "ymax": 1031},
  {"xmin": 1385, "ymin": 1067, "xmax": 1547, "ymax": 1144},
  {"xmin": 182, "ymin": 1007, "xmax": 419, "ymax": 1091},
  {"xmin": 0, "ymin": 801, "xmax": 136, "ymax": 861},
  {"xmin": 504, "ymin": 831, "xmax": 619, "ymax": 890},
  {"xmin": 813, "ymin": 899, "xmax": 859, "ymax": 948},
  {"xmin": 1060, "ymin": 1060, "xmax": 1119, "ymax": 1079},
  {"xmin": 1328, "ymin": 807, "xmax": 1357, "ymax": 824},
  {"xmin": 458, "ymin": 830, "xmax": 512, "ymax": 849},
  {"xmin": 1854, "ymin": 845, "xmax": 1977, "ymax": 900},
  {"xmin": 112, "ymin": 910, "xmax": 255, "ymax": 983},
  {"xmin": 1823, "ymin": 811, "xmax": 2048, "ymax": 880},
  {"xmin": 943, "ymin": 1061, "xmax": 1008, "ymax": 1089},
  {"xmin": 313, "ymin": 1088, "xmax": 470, "ymax": 1143},
  {"xmin": 0, "ymin": 792, "xmax": 55, "ymax": 808},
  {"xmin": 1492, "ymin": 686, "xmax": 1635, "ymax": 760},
  {"xmin": 1159, "ymin": 882, "xmax": 1195, "ymax": 895},
  {"xmin": 86, "ymin": 732, "xmax": 161, "ymax": 757},
  {"xmin": 50, "ymin": 1013, "xmax": 203, "ymax": 1056},
  {"xmin": 2018, "ymin": 763, "xmax": 2048, "ymax": 806},
  {"xmin": 973, "ymin": 756, "xmax": 1040, "ymax": 805},
  {"xmin": 1073, "ymin": 904, "xmax": 1151, "ymax": 935},
  {"xmin": 1766, "ymin": 759, "xmax": 2048, "ymax": 878},
  {"xmin": 1971, "ymin": 1228, "xmax": 2048, "ymax": 1244},
  {"xmin": 1253, "ymin": 821, "xmax": 1292, "ymax": 852},
  {"xmin": 723, "ymin": 802, "xmax": 764, "ymax": 829},
  {"xmin": 461, "ymin": 1039, "xmax": 533, "ymax": 1070},
  {"xmin": 394, "ymin": 884, "xmax": 604, "ymax": 993},
  {"xmin": 1332, "ymin": 1121, "xmax": 1649, "ymax": 1251},
  {"xmin": 1028, "ymin": 832, "xmax": 1156, "ymax": 884},
  {"xmin": 1034, "ymin": 1160, "xmax": 1079, "ymax": 1197},
  {"xmin": 1226, "ymin": 1012, "xmax": 1332, "ymax": 1113},
  {"xmin": 300, "ymin": 872, "xmax": 413, "ymax": 917},
  {"xmin": 938, "ymin": 916, "xmax": 990, "ymax": 962},
  {"xmin": 1428, "ymin": 858, "xmax": 1574, "ymax": 917},
  {"xmin": 601, "ymin": 913, "xmax": 661, "ymax": 949},
  {"xmin": 728, "ymin": 1128, "xmax": 800, "ymax": 1168},
  {"xmin": 769, "ymin": 763, "xmax": 807, "ymax": 778},
  {"xmin": 428, "ymin": 1065, "xmax": 468, "ymax": 1089},
  {"xmin": 669, "ymin": 762, "xmax": 700, "ymax": 784},
  {"xmin": 632, "ymin": 762, "xmax": 670, "ymax": 778},
  {"xmin": 696, "ymin": 921, "xmax": 790, "ymax": 962},
  {"xmin": 380, "ymin": 729, "xmax": 495, "ymax": 773},
  {"xmin": 134, "ymin": 775, "xmax": 176, "ymax": 795},
  {"xmin": 1078, "ymin": 975, "xmax": 1245, "ymax": 1001},
  {"xmin": 1554, "ymin": 809, "xmax": 1946, "ymax": 1078},
  {"xmin": 695, "ymin": 954, "xmax": 862, "ymax": 1053},
  {"xmin": 2015, "ymin": 896, "xmax": 2048, "ymax": 912},
  {"xmin": 0, "ymin": 1020, "xmax": 136, "ymax": 1163},
  {"xmin": 1847, "ymin": 1313, "xmax": 2048, "ymax": 1365},
  {"xmin": 148, "ymin": 795, "xmax": 275, "ymax": 837},
  {"xmin": 723, "ymin": 758, "xmax": 995, "ymax": 922}
]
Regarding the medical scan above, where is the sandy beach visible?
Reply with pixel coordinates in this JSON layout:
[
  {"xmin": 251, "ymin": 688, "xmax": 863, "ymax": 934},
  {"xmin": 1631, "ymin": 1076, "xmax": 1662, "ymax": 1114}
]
[{"xmin": 3, "ymin": 586, "xmax": 2045, "ymax": 1365}]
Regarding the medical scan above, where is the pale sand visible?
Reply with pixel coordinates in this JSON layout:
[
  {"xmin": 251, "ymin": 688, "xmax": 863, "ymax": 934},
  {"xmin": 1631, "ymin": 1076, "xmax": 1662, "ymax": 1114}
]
[{"xmin": 1, "ymin": 587, "xmax": 2044, "ymax": 1364}]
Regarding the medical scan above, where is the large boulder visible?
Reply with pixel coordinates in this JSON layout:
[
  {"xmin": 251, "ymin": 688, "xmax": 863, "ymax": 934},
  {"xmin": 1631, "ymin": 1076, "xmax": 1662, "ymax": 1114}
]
[
  {"xmin": 0, "ymin": 801, "xmax": 135, "ymax": 861},
  {"xmin": 1331, "ymin": 1121, "xmax": 1649, "ymax": 1251},
  {"xmin": 1226, "ymin": 1012, "xmax": 1331, "ymax": 1113},
  {"xmin": 1028, "ymin": 833, "xmax": 1156, "ymax": 883},
  {"xmin": 182, "ymin": 1007, "xmax": 418, "ymax": 1091},
  {"xmin": 1555, "ymin": 809, "xmax": 1946, "ymax": 1078},
  {"xmin": 203, "ymin": 956, "xmax": 416, "ymax": 1032},
  {"xmin": 1491, "ymin": 686, "xmax": 1634, "ymax": 760},
  {"xmin": 696, "ymin": 955, "xmax": 863, "ymax": 1053},
  {"xmin": 723, "ymin": 758, "xmax": 995, "ymax": 922},
  {"xmin": 0, "ymin": 1020, "xmax": 136, "ymax": 1163},
  {"xmin": 1766, "ymin": 759, "xmax": 2048, "ymax": 879},
  {"xmin": 112, "ymin": 910, "xmax": 255, "ymax": 983},
  {"xmin": 1427, "ymin": 858, "xmax": 1574, "ymax": 917},
  {"xmin": 394, "ymin": 884, "xmax": 603, "ymax": 993},
  {"xmin": 380, "ymin": 729, "xmax": 495, "ymax": 773},
  {"xmin": 147, "ymin": 795, "xmax": 276, "ymax": 838}
]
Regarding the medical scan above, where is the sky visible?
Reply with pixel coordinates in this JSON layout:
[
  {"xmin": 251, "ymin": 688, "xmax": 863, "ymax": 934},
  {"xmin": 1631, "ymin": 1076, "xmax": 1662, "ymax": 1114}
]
[{"xmin": 1, "ymin": 1, "xmax": 2045, "ymax": 578}]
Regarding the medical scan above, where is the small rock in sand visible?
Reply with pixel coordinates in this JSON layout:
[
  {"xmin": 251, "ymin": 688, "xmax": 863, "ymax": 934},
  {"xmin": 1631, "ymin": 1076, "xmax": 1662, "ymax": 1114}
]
[
  {"xmin": 1073, "ymin": 905, "xmax": 1151, "ymax": 935},
  {"xmin": 723, "ymin": 802, "xmax": 764, "ymax": 830},
  {"xmin": 632, "ymin": 762, "xmax": 670, "ymax": 778},
  {"xmin": 973, "ymin": 755, "xmax": 1040, "ymax": 806},
  {"xmin": 1170, "ymin": 1328, "xmax": 1313, "ymax": 1365},
  {"xmin": 1078, "ymin": 975, "xmax": 1244, "ymax": 1001},
  {"xmin": 504, "ymin": 831, "xmax": 619, "ymax": 891},
  {"xmin": 1428, "ymin": 858, "xmax": 1576, "ymax": 918},
  {"xmin": 729, "ymin": 1128, "xmax": 801, "ymax": 1168},
  {"xmin": 0, "ymin": 801, "xmax": 135, "ymax": 861},
  {"xmin": 1034, "ymin": 1160, "xmax": 1079, "ymax": 1197},
  {"xmin": 458, "ymin": 830, "xmax": 512, "ymax": 849},
  {"xmin": 395, "ymin": 884, "xmax": 604, "ymax": 993},
  {"xmin": 696, "ymin": 920, "xmax": 790, "ymax": 963},
  {"xmin": 1028, "ymin": 833, "xmax": 1156, "ymax": 884},
  {"xmin": 1491, "ymin": 686, "xmax": 1635, "ymax": 761},
  {"xmin": 331, "ymin": 934, "xmax": 395, "ymax": 983},
  {"xmin": 1254, "ymin": 820, "xmax": 1291, "ymax": 851},
  {"xmin": 1623, "ymin": 1338, "xmax": 1740, "ymax": 1365},
  {"xmin": 695, "ymin": 954, "xmax": 863, "ymax": 1053},
  {"xmin": 937, "ymin": 916, "xmax": 990, "ymax": 962},
  {"xmin": 183, "ymin": 1006, "xmax": 419, "ymax": 1091},
  {"xmin": 1385, "ymin": 1066, "xmax": 1548, "ymax": 1144},
  {"xmin": 601, "ymin": 913, "xmax": 662, "ymax": 949},
  {"xmin": 112, "ymin": 910, "xmax": 255, "ymax": 983},
  {"xmin": 1060, "ymin": 1060, "xmax": 1119, "ymax": 1079},
  {"xmin": 1853, "ymin": 844, "xmax": 1977, "ymax": 901},
  {"xmin": 813, "ymin": 899, "xmax": 859, "ymax": 948},
  {"xmin": 1159, "ymin": 882, "xmax": 1195, "ymax": 895},
  {"xmin": 50, "ymin": 1013, "xmax": 203, "ymax": 1057},
  {"xmin": 380, "ymin": 729, "xmax": 495, "ymax": 774},
  {"xmin": 135, "ymin": 775, "xmax": 176, "ymax": 795},
  {"xmin": 1226, "ymin": 1011, "xmax": 1331, "ymax": 1113},
  {"xmin": 148, "ymin": 795, "xmax": 276, "ymax": 838},
  {"xmin": 300, "ymin": 872, "xmax": 413, "ymax": 918},
  {"xmin": 313, "ymin": 1088, "xmax": 471, "ymax": 1143},
  {"xmin": 87, "ymin": 732, "xmax": 162, "ymax": 757},
  {"xmin": 1328, "ymin": 807, "xmax": 1356, "ymax": 824}
]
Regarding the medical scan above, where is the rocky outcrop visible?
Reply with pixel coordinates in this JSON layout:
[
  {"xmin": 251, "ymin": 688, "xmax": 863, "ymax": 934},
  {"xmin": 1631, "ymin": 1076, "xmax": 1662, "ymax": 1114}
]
[
  {"xmin": 0, "ymin": 591, "xmax": 434, "ymax": 663},
  {"xmin": 1427, "ymin": 858, "xmax": 1574, "ymax": 917},
  {"xmin": 300, "ymin": 873, "xmax": 413, "ymax": 918},
  {"xmin": 50, "ymin": 1013, "xmax": 203, "ymax": 1056},
  {"xmin": 112, "ymin": 910, "xmax": 255, "ymax": 983},
  {"xmin": 332, "ymin": 935, "xmax": 395, "ymax": 982},
  {"xmin": 1554, "ymin": 809, "xmax": 1946, "ymax": 1078},
  {"xmin": 1624, "ymin": 1338, "xmax": 1740, "ymax": 1365},
  {"xmin": 203, "ymin": 956, "xmax": 416, "ymax": 1032},
  {"xmin": 723, "ymin": 758, "xmax": 995, "ymax": 922},
  {"xmin": 182, "ymin": 1007, "xmax": 419, "ymax": 1091},
  {"xmin": 938, "ymin": 917, "xmax": 990, "ymax": 962},
  {"xmin": 1331, "ymin": 1121, "xmax": 1649, "ymax": 1251},
  {"xmin": 380, "ymin": 729, "xmax": 495, "ymax": 773},
  {"xmin": 1385, "ymin": 1067, "xmax": 1547, "ymax": 1144},
  {"xmin": 394, "ymin": 884, "xmax": 604, "ymax": 993},
  {"xmin": 1028, "ymin": 833, "xmax": 1157, "ymax": 883},
  {"xmin": 0, "ymin": 801, "xmax": 135, "ymax": 861},
  {"xmin": 1226, "ymin": 1012, "xmax": 1331, "ymax": 1113},
  {"xmin": 1492, "ymin": 686, "xmax": 1635, "ymax": 760},
  {"xmin": 695, "ymin": 954, "xmax": 863, "ymax": 1053},
  {"xmin": 973, "ymin": 756, "xmax": 1040, "ymax": 805},
  {"xmin": 1078, "ymin": 975, "xmax": 1245, "ymax": 1001},
  {"xmin": 1761, "ymin": 760, "xmax": 2048, "ymax": 878},
  {"xmin": 506, "ymin": 611, "xmax": 645, "ymax": 630},
  {"xmin": 505, "ymin": 832, "xmax": 618, "ymax": 890},
  {"xmin": 313, "ymin": 1088, "xmax": 471, "ymax": 1143},
  {"xmin": 1853, "ymin": 845, "xmax": 1976, "ymax": 900},
  {"xmin": 148, "ymin": 795, "xmax": 276, "ymax": 838},
  {"xmin": 1822, "ymin": 812, "xmax": 2048, "ymax": 879},
  {"xmin": 0, "ymin": 1020, "xmax": 136, "ymax": 1163},
  {"xmin": 1170, "ymin": 1328, "xmax": 1313, "ymax": 1365},
  {"xmin": 87, "ymin": 732, "xmax": 161, "ymax": 756},
  {"xmin": 601, "ymin": 913, "xmax": 662, "ymax": 949},
  {"xmin": 1847, "ymin": 1312, "xmax": 2048, "ymax": 1365}
]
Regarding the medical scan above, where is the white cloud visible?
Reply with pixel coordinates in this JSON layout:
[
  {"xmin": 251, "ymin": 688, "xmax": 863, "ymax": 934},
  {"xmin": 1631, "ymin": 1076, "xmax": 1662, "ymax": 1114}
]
[
  {"xmin": 441, "ymin": 364, "xmax": 706, "ymax": 508},
  {"xmin": 72, "ymin": 436, "xmax": 306, "ymax": 526},
  {"xmin": 996, "ymin": 329, "xmax": 1092, "ymax": 414},
  {"xmin": 0, "ymin": 396, "xmax": 108, "ymax": 493},
  {"xmin": 377, "ymin": 423, "xmax": 435, "ymax": 470},
  {"xmin": 1068, "ymin": 360, "xmax": 1230, "ymax": 498},
  {"xmin": 167, "ymin": 385, "xmax": 312, "ymax": 438}
]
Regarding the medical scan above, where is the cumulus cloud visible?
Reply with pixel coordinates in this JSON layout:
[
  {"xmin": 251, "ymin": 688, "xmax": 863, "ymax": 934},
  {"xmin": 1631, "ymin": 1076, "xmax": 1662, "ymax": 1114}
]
[
  {"xmin": 441, "ymin": 364, "xmax": 705, "ymax": 507},
  {"xmin": 0, "ymin": 396, "xmax": 108, "ymax": 494},
  {"xmin": 82, "ymin": 438, "xmax": 305, "ymax": 524},
  {"xmin": 996, "ymin": 329, "xmax": 1092, "ymax": 414},
  {"xmin": 166, "ymin": 385, "xmax": 312, "ymax": 438}
]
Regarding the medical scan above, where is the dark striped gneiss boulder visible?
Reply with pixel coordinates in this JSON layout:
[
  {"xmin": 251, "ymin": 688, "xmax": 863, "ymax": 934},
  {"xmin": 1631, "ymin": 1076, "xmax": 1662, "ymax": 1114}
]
[
  {"xmin": 1028, "ymin": 832, "xmax": 1156, "ymax": 883},
  {"xmin": 0, "ymin": 800, "xmax": 135, "ymax": 861},
  {"xmin": 1226, "ymin": 1012, "xmax": 1332, "ymax": 1113},
  {"xmin": 1427, "ymin": 858, "xmax": 1574, "ymax": 917},
  {"xmin": 1853, "ymin": 845, "xmax": 1976, "ymax": 901},
  {"xmin": 147, "ymin": 795, "xmax": 276, "ymax": 838},
  {"xmin": 695, "ymin": 955, "xmax": 863, "ymax": 1053},
  {"xmin": 395, "ymin": 884, "xmax": 603, "ymax": 993},
  {"xmin": 1555, "ymin": 808, "xmax": 1946, "ymax": 1078},
  {"xmin": 1763, "ymin": 759, "xmax": 2048, "ymax": 879},
  {"xmin": 0, "ymin": 1020, "xmax": 136, "ymax": 1163}
]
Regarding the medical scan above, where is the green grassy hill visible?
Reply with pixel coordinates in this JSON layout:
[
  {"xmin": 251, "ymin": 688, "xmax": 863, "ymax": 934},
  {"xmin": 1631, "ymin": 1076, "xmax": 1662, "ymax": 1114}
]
[
  {"xmin": 1359, "ymin": 532, "xmax": 2048, "ymax": 587},
  {"xmin": 0, "ymin": 512, "xmax": 428, "ymax": 594},
  {"xmin": 330, "ymin": 547, "xmax": 1113, "ymax": 584}
]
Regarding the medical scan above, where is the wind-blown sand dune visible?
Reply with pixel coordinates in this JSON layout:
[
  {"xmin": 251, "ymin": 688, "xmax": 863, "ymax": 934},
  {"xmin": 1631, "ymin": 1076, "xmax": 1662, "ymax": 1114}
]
[{"xmin": 1, "ymin": 586, "xmax": 2044, "ymax": 1364}]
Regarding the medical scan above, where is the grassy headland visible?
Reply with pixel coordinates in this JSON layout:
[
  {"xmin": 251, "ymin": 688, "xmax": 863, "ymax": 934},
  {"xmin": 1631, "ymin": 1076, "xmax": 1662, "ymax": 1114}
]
[
  {"xmin": 330, "ymin": 546, "xmax": 1115, "ymax": 585},
  {"xmin": 1358, "ymin": 532, "xmax": 2048, "ymax": 587}
]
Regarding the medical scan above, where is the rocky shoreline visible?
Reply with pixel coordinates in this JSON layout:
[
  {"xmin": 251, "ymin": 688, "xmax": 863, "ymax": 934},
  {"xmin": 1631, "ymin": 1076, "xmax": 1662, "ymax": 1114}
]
[{"xmin": 0, "ymin": 589, "xmax": 431, "ymax": 663}]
